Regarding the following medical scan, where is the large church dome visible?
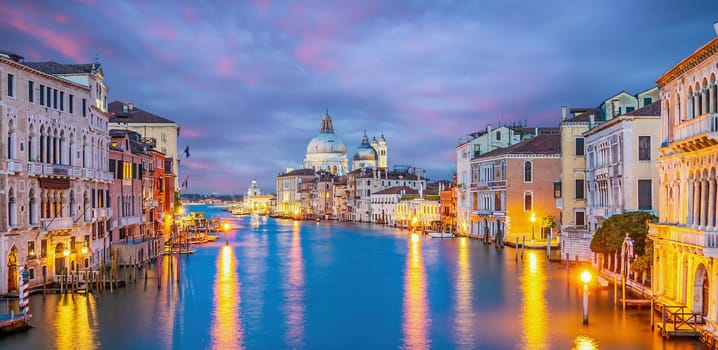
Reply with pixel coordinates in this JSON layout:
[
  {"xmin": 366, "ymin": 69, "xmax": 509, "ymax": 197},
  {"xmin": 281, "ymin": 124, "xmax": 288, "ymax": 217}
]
[
  {"xmin": 304, "ymin": 110, "xmax": 348, "ymax": 175},
  {"xmin": 306, "ymin": 110, "xmax": 346, "ymax": 154}
]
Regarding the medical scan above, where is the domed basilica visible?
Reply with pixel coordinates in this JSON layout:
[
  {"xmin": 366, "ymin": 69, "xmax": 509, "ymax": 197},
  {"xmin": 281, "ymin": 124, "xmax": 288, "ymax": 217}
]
[{"xmin": 304, "ymin": 111, "xmax": 387, "ymax": 175}]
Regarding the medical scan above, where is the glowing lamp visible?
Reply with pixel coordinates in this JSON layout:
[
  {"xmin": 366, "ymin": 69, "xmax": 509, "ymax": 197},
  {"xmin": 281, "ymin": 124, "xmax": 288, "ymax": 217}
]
[
  {"xmin": 581, "ymin": 270, "xmax": 592, "ymax": 284},
  {"xmin": 81, "ymin": 245, "xmax": 88, "ymax": 255},
  {"xmin": 223, "ymin": 222, "xmax": 230, "ymax": 232},
  {"xmin": 63, "ymin": 248, "xmax": 70, "ymax": 257}
]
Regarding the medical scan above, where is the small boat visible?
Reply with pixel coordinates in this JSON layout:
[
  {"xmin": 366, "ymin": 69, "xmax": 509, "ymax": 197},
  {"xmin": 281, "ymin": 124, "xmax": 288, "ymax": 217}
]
[
  {"xmin": 188, "ymin": 235, "xmax": 207, "ymax": 244},
  {"xmin": 205, "ymin": 235, "xmax": 220, "ymax": 242},
  {"xmin": 163, "ymin": 245, "xmax": 197, "ymax": 255},
  {"xmin": 426, "ymin": 230, "xmax": 455, "ymax": 239}
]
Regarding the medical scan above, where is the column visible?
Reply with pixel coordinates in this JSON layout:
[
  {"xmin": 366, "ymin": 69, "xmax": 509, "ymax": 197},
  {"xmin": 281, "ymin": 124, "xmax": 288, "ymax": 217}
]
[
  {"xmin": 695, "ymin": 180, "xmax": 702, "ymax": 227},
  {"xmin": 702, "ymin": 177, "xmax": 709, "ymax": 227},
  {"xmin": 689, "ymin": 179, "xmax": 696, "ymax": 226},
  {"xmin": 709, "ymin": 177, "xmax": 716, "ymax": 229},
  {"xmin": 710, "ymin": 85, "xmax": 716, "ymax": 114}
]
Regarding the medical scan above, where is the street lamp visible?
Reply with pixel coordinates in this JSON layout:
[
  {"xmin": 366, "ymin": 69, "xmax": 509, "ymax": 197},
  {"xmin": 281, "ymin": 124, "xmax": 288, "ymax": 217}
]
[
  {"xmin": 222, "ymin": 222, "xmax": 230, "ymax": 246},
  {"xmin": 411, "ymin": 216, "xmax": 418, "ymax": 232},
  {"xmin": 581, "ymin": 269, "xmax": 592, "ymax": 325},
  {"xmin": 81, "ymin": 243, "xmax": 88, "ymax": 255},
  {"xmin": 530, "ymin": 212, "xmax": 536, "ymax": 242}
]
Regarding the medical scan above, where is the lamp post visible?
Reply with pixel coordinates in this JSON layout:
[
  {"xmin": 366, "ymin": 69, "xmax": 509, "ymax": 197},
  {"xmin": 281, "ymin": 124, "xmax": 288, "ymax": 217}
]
[
  {"xmin": 581, "ymin": 269, "xmax": 592, "ymax": 325},
  {"xmin": 222, "ymin": 222, "xmax": 230, "ymax": 246},
  {"xmin": 530, "ymin": 212, "xmax": 536, "ymax": 243}
]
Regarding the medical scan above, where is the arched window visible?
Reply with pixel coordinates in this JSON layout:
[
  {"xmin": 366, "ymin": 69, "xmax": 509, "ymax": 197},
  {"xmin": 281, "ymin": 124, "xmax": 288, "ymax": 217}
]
[
  {"xmin": 8, "ymin": 188, "xmax": 16, "ymax": 227},
  {"xmin": 29, "ymin": 189, "xmax": 36, "ymax": 225},
  {"xmin": 7, "ymin": 119, "xmax": 15, "ymax": 159},
  {"xmin": 28, "ymin": 124, "xmax": 35, "ymax": 162},
  {"xmin": 84, "ymin": 191, "xmax": 90, "ymax": 221},
  {"xmin": 69, "ymin": 190, "xmax": 76, "ymax": 218},
  {"xmin": 524, "ymin": 192, "xmax": 533, "ymax": 212},
  {"xmin": 524, "ymin": 161, "xmax": 532, "ymax": 182}
]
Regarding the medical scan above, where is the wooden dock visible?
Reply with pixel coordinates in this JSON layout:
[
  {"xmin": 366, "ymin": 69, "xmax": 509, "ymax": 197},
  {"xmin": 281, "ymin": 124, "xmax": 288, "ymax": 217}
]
[
  {"xmin": 0, "ymin": 314, "xmax": 31, "ymax": 335},
  {"xmin": 657, "ymin": 323, "xmax": 701, "ymax": 338},
  {"xmin": 619, "ymin": 298, "xmax": 652, "ymax": 308}
]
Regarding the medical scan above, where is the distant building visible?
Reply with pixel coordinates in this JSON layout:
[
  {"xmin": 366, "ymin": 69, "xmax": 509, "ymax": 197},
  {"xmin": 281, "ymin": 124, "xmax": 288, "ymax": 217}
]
[
  {"xmin": 276, "ymin": 169, "xmax": 317, "ymax": 217},
  {"xmin": 471, "ymin": 134, "xmax": 561, "ymax": 243},
  {"xmin": 244, "ymin": 179, "xmax": 272, "ymax": 215},
  {"xmin": 371, "ymin": 186, "xmax": 419, "ymax": 226},
  {"xmin": 108, "ymin": 101, "xmax": 181, "ymax": 186}
]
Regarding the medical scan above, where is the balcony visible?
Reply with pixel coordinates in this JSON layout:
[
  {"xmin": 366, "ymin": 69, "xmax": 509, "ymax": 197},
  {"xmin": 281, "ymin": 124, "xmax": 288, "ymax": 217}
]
[
  {"xmin": 7, "ymin": 159, "xmax": 22, "ymax": 174},
  {"xmin": 116, "ymin": 216, "xmax": 143, "ymax": 227},
  {"xmin": 41, "ymin": 217, "xmax": 74, "ymax": 231},
  {"xmin": 28, "ymin": 162, "xmax": 42, "ymax": 175},
  {"xmin": 649, "ymin": 223, "xmax": 718, "ymax": 257},
  {"xmin": 70, "ymin": 166, "xmax": 82, "ymax": 178},
  {"xmin": 83, "ymin": 168, "xmax": 95, "ymax": 179},
  {"xmin": 673, "ymin": 112, "xmax": 718, "ymax": 143},
  {"xmin": 595, "ymin": 166, "xmax": 609, "ymax": 178},
  {"xmin": 144, "ymin": 199, "xmax": 159, "ymax": 208},
  {"xmin": 591, "ymin": 207, "xmax": 607, "ymax": 218},
  {"xmin": 92, "ymin": 207, "xmax": 113, "ymax": 219}
]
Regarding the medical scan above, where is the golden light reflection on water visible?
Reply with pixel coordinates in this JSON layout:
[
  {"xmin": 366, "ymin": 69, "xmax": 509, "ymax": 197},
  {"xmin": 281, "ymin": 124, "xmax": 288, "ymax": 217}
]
[
  {"xmin": 521, "ymin": 252, "xmax": 547, "ymax": 349},
  {"xmin": 572, "ymin": 335, "xmax": 598, "ymax": 350},
  {"xmin": 285, "ymin": 224, "xmax": 305, "ymax": 347},
  {"xmin": 211, "ymin": 245, "xmax": 243, "ymax": 349},
  {"xmin": 454, "ymin": 236, "xmax": 474, "ymax": 347},
  {"xmin": 54, "ymin": 294, "xmax": 97, "ymax": 350},
  {"xmin": 402, "ymin": 233, "xmax": 430, "ymax": 349}
]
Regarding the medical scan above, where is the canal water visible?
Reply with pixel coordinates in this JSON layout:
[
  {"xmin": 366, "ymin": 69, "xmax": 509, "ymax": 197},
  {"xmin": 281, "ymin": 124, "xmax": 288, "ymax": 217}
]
[{"xmin": 1, "ymin": 204, "xmax": 706, "ymax": 349}]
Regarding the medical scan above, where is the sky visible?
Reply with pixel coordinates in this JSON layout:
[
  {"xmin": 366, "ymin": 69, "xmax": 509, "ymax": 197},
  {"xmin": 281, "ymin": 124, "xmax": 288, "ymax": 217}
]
[{"xmin": 1, "ymin": 1, "xmax": 717, "ymax": 194}]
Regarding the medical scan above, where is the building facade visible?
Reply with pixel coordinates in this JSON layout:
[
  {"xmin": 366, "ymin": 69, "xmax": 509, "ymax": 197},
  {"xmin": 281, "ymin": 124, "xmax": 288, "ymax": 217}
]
[
  {"xmin": 276, "ymin": 169, "xmax": 317, "ymax": 217},
  {"xmin": 0, "ymin": 52, "xmax": 112, "ymax": 293},
  {"xmin": 471, "ymin": 134, "xmax": 561, "ymax": 243},
  {"xmin": 650, "ymin": 34, "xmax": 718, "ymax": 331}
]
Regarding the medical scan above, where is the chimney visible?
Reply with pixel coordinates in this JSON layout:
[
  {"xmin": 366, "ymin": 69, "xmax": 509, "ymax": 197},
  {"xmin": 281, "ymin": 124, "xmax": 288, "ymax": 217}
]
[
  {"xmin": 714, "ymin": 21, "xmax": 718, "ymax": 36},
  {"xmin": 487, "ymin": 124, "xmax": 492, "ymax": 134},
  {"xmin": 561, "ymin": 105, "xmax": 567, "ymax": 120},
  {"xmin": 534, "ymin": 127, "xmax": 538, "ymax": 136},
  {"xmin": 611, "ymin": 99, "xmax": 619, "ymax": 118}
]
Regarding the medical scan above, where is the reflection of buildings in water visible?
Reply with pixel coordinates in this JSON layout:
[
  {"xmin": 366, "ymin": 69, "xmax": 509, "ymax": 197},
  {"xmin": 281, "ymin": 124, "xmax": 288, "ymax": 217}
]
[
  {"xmin": 520, "ymin": 252, "xmax": 547, "ymax": 349},
  {"xmin": 454, "ymin": 237, "xmax": 474, "ymax": 347},
  {"xmin": 285, "ymin": 224, "xmax": 305, "ymax": 347},
  {"xmin": 402, "ymin": 233, "xmax": 430, "ymax": 349},
  {"xmin": 54, "ymin": 294, "xmax": 97, "ymax": 350},
  {"xmin": 211, "ymin": 245, "xmax": 243, "ymax": 349}
]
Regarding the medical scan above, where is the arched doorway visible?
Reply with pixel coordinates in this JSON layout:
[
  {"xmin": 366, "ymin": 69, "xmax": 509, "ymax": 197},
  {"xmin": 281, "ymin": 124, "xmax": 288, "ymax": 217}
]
[
  {"xmin": 55, "ymin": 243, "xmax": 66, "ymax": 276},
  {"xmin": 693, "ymin": 263, "xmax": 709, "ymax": 317},
  {"xmin": 7, "ymin": 246, "xmax": 18, "ymax": 292}
]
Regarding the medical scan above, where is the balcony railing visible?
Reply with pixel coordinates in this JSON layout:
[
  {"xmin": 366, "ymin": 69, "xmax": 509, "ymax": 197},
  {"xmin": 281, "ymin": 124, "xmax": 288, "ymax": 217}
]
[
  {"xmin": 28, "ymin": 162, "xmax": 42, "ymax": 175},
  {"xmin": 650, "ymin": 223, "xmax": 718, "ymax": 256},
  {"xmin": 7, "ymin": 159, "xmax": 22, "ymax": 174},
  {"xmin": 92, "ymin": 207, "xmax": 113, "ymax": 219},
  {"xmin": 83, "ymin": 168, "xmax": 95, "ymax": 179},
  {"xmin": 674, "ymin": 112, "xmax": 718, "ymax": 143},
  {"xmin": 116, "ymin": 216, "xmax": 143, "ymax": 227},
  {"xmin": 41, "ymin": 217, "xmax": 74, "ymax": 231},
  {"xmin": 144, "ymin": 199, "xmax": 159, "ymax": 208}
]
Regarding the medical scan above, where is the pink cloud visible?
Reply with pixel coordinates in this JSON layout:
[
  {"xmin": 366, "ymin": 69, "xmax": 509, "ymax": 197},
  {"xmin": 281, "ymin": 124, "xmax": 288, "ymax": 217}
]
[
  {"xmin": 0, "ymin": 7, "xmax": 87, "ymax": 62},
  {"xmin": 182, "ymin": 128, "xmax": 203, "ymax": 139},
  {"xmin": 216, "ymin": 56, "xmax": 235, "ymax": 76},
  {"xmin": 54, "ymin": 14, "xmax": 69, "ymax": 24},
  {"xmin": 183, "ymin": 5, "xmax": 196, "ymax": 23}
]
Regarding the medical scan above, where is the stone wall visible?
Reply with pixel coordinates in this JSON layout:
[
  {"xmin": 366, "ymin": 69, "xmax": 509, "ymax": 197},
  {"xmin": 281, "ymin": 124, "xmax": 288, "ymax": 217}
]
[{"xmin": 560, "ymin": 228, "xmax": 595, "ymax": 262}]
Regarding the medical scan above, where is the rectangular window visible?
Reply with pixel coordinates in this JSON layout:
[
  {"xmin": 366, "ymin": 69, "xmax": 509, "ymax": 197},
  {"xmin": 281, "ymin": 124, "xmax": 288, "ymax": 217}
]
[
  {"xmin": 28, "ymin": 81, "xmax": 34, "ymax": 102},
  {"xmin": 70, "ymin": 237, "xmax": 76, "ymax": 251},
  {"xmin": 41, "ymin": 239, "xmax": 47, "ymax": 258},
  {"xmin": 27, "ymin": 241, "xmax": 35, "ymax": 257},
  {"xmin": 46, "ymin": 86, "xmax": 51, "ymax": 107},
  {"xmin": 575, "ymin": 137, "xmax": 584, "ymax": 156},
  {"xmin": 60, "ymin": 91, "xmax": 64, "ymax": 111},
  {"xmin": 7, "ymin": 73, "xmax": 15, "ymax": 97},
  {"xmin": 53, "ymin": 88, "xmax": 58, "ymax": 108},
  {"xmin": 69, "ymin": 94, "xmax": 74, "ymax": 113},
  {"xmin": 553, "ymin": 181, "xmax": 562, "ymax": 198},
  {"xmin": 575, "ymin": 211, "xmax": 585, "ymax": 226},
  {"xmin": 472, "ymin": 192, "xmax": 478, "ymax": 210},
  {"xmin": 109, "ymin": 159, "xmax": 116, "ymax": 173},
  {"xmin": 494, "ymin": 192, "xmax": 501, "ymax": 211},
  {"xmin": 638, "ymin": 179, "xmax": 652, "ymax": 210},
  {"xmin": 524, "ymin": 192, "xmax": 532, "ymax": 212},
  {"xmin": 575, "ymin": 179, "xmax": 585, "ymax": 200},
  {"xmin": 40, "ymin": 84, "xmax": 45, "ymax": 105},
  {"xmin": 82, "ymin": 98, "xmax": 87, "ymax": 117},
  {"xmin": 643, "ymin": 97, "xmax": 652, "ymax": 106},
  {"xmin": 638, "ymin": 136, "xmax": 651, "ymax": 161},
  {"xmin": 626, "ymin": 106, "xmax": 635, "ymax": 113}
]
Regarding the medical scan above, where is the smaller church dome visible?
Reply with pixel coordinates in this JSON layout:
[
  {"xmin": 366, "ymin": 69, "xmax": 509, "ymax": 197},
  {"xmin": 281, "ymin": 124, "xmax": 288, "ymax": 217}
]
[{"xmin": 353, "ymin": 132, "xmax": 378, "ymax": 161}]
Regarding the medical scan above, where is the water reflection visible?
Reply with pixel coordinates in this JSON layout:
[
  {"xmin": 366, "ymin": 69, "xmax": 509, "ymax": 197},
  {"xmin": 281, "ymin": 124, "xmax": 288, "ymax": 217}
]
[
  {"xmin": 54, "ymin": 294, "xmax": 97, "ymax": 350},
  {"xmin": 572, "ymin": 335, "xmax": 598, "ymax": 350},
  {"xmin": 285, "ymin": 222, "xmax": 305, "ymax": 347},
  {"xmin": 211, "ymin": 245, "xmax": 243, "ymax": 349},
  {"xmin": 521, "ymin": 252, "xmax": 547, "ymax": 349},
  {"xmin": 454, "ymin": 237, "xmax": 475, "ymax": 347},
  {"xmin": 403, "ymin": 233, "xmax": 430, "ymax": 349}
]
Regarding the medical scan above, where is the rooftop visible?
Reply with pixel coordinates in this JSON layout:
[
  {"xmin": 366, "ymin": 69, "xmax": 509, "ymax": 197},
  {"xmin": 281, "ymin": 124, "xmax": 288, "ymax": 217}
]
[
  {"xmin": 24, "ymin": 61, "xmax": 99, "ymax": 74},
  {"xmin": 476, "ymin": 134, "xmax": 561, "ymax": 158},
  {"xmin": 109, "ymin": 101, "xmax": 177, "ymax": 124}
]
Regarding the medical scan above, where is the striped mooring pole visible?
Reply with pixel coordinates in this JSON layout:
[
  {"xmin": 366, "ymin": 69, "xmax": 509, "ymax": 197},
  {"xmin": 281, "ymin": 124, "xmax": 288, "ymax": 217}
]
[{"xmin": 18, "ymin": 267, "xmax": 30, "ymax": 319}]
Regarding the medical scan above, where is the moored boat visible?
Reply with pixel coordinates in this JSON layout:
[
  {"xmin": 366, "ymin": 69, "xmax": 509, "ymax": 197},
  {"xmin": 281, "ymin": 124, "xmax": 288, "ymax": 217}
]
[{"xmin": 426, "ymin": 230, "xmax": 455, "ymax": 239}]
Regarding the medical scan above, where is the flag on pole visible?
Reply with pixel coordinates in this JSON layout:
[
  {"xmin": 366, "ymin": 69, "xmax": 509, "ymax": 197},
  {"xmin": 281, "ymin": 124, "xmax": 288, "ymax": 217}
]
[
  {"xmin": 183, "ymin": 145, "xmax": 190, "ymax": 158},
  {"xmin": 181, "ymin": 176, "xmax": 189, "ymax": 189}
]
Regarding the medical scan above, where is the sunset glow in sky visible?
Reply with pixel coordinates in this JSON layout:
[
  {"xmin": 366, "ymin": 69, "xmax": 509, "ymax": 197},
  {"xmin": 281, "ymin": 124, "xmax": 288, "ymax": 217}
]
[{"xmin": 2, "ymin": 1, "xmax": 717, "ymax": 193}]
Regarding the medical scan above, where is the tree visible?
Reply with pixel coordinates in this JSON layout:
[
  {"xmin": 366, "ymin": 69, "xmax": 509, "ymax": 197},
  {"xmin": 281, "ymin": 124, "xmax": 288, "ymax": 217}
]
[{"xmin": 590, "ymin": 211, "xmax": 656, "ymax": 274}]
